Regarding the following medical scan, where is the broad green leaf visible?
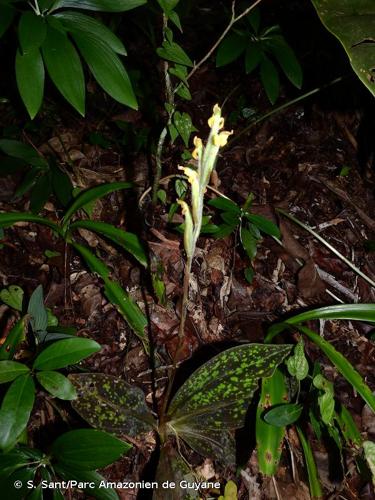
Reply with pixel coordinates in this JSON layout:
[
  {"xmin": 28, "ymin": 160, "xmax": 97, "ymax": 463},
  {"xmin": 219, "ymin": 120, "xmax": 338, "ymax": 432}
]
[
  {"xmin": 313, "ymin": 374, "xmax": 335, "ymax": 425},
  {"xmin": 240, "ymin": 226, "xmax": 257, "ymax": 260},
  {"xmin": 260, "ymin": 56, "xmax": 279, "ymax": 104},
  {"xmin": 220, "ymin": 211, "xmax": 240, "ymax": 227},
  {"xmin": 72, "ymin": 31, "xmax": 137, "ymax": 109},
  {"xmin": 173, "ymin": 111, "xmax": 195, "ymax": 147},
  {"xmin": 70, "ymin": 373, "xmax": 155, "ymax": 436},
  {"xmin": 0, "ymin": 361, "xmax": 30, "ymax": 384},
  {"xmin": 51, "ymin": 429, "xmax": 131, "ymax": 469},
  {"xmin": 264, "ymin": 403, "xmax": 303, "ymax": 427},
  {"xmin": 286, "ymin": 340, "xmax": 309, "ymax": 380},
  {"xmin": 208, "ymin": 196, "xmax": 240, "ymax": 214},
  {"xmin": 363, "ymin": 441, "xmax": 375, "ymax": 486},
  {"xmin": 245, "ymin": 44, "xmax": 263, "ymax": 74},
  {"xmin": 168, "ymin": 64, "xmax": 188, "ymax": 84},
  {"xmin": 16, "ymin": 49, "xmax": 45, "ymax": 119},
  {"xmin": 167, "ymin": 344, "xmax": 292, "ymax": 463},
  {"xmin": 0, "ymin": 140, "xmax": 48, "ymax": 168},
  {"xmin": 72, "ymin": 243, "xmax": 148, "ymax": 345},
  {"xmin": 54, "ymin": 11, "xmax": 126, "ymax": 55},
  {"xmin": 50, "ymin": 0, "xmax": 147, "ymax": 13},
  {"xmin": 0, "ymin": 212, "xmax": 60, "ymax": 233},
  {"xmin": 51, "ymin": 163, "xmax": 73, "ymax": 206},
  {"xmin": 62, "ymin": 181, "xmax": 132, "ymax": 227},
  {"xmin": 256, "ymin": 368, "xmax": 288, "ymax": 475},
  {"xmin": 0, "ymin": 5, "xmax": 15, "ymax": 38},
  {"xmin": 216, "ymin": 33, "xmax": 247, "ymax": 67},
  {"xmin": 175, "ymin": 83, "xmax": 191, "ymax": 100},
  {"xmin": 36, "ymin": 371, "xmax": 77, "ymax": 400},
  {"xmin": 0, "ymin": 317, "xmax": 26, "ymax": 361},
  {"xmin": 0, "ymin": 374, "xmax": 35, "ymax": 451},
  {"xmin": 70, "ymin": 220, "xmax": 147, "ymax": 267},
  {"xmin": 18, "ymin": 12, "xmax": 47, "ymax": 52},
  {"xmin": 311, "ymin": 0, "xmax": 375, "ymax": 97},
  {"xmin": 0, "ymin": 285, "xmax": 24, "ymax": 312},
  {"xmin": 30, "ymin": 172, "xmax": 52, "ymax": 213},
  {"xmin": 245, "ymin": 213, "xmax": 281, "ymax": 238},
  {"xmin": 270, "ymin": 39, "xmax": 302, "ymax": 89},
  {"xmin": 157, "ymin": 40, "xmax": 193, "ymax": 67},
  {"xmin": 296, "ymin": 426, "xmax": 323, "ymax": 499},
  {"xmin": 54, "ymin": 465, "xmax": 118, "ymax": 500},
  {"xmin": 42, "ymin": 25, "xmax": 85, "ymax": 115},
  {"xmin": 27, "ymin": 285, "xmax": 48, "ymax": 333},
  {"xmin": 33, "ymin": 337, "xmax": 101, "ymax": 370}
]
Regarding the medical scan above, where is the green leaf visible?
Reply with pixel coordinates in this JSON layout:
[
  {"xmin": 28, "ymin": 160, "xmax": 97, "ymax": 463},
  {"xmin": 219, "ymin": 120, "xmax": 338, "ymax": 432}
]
[
  {"xmin": 50, "ymin": 0, "xmax": 147, "ymax": 12},
  {"xmin": 70, "ymin": 373, "xmax": 155, "ymax": 436},
  {"xmin": 51, "ymin": 163, "xmax": 73, "ymax": 206},
  {"xmin": 335, "ymin": 403, "xmax": 362, "ymax": 451},
  {"xmin": 54, "ymin": 465, "xmax": 119, "ymax": 500},
  {"xmin": 313, "ymin": 374, "xmax": 335, "ymax": 425},
  {"xmin": 36, "ymin": 371, "xmax": 77, "ymax": 400},
  {"xmin": 0, "ymin": 318, "xmax": 26, "ymax": 361},
  {"xmin": 175, "ymin": 83, "xmax": 191, "ymax": 100},
  {"xmin": 256, "ymin": 368, "xmax": 288, "ymax": 475},
  {"xmin": 18, "ymin": 12, "xmax": 47, "ymax": 52},
  {"xmin": 270, "ymin": 39, "xmax": 302, "ymax": 88},
  {"xmin": 42, "ymin": 25, "xmax": 85, "ymax": 115},
  {"xmin": 0, "ymin": 285, "xmax": 24, "ymax": 312},
  {"xmin": 0, "ymin": 140, "xmax": 48, "ymax": 168},
  {"xmin": 264, "ymin": 403, "xmax": 303, "ymax": 427},
  {"xmin": 70, "ymin": 220, "xmax": 147, "ymax": 267},
  {"xmin": 244, "ymin": 266, "xmax": 254, "ymax": 283},
  {"xmin": 286, "ymin": 339, "xmax": 309, "ymax": 380},
  {"xmin": 245, "ymin": 213, "xmax": 280, "ymax": 238},
  {"xmin": 363, "ymin": 441, "xmax": 375, "ymax": 485},
  {"xmin": 167, "ymin": 344, "xmax": 292, "ymax": 464},
  {"xmin": 0, "ymin": 361, "xmax": 30, "ymax": 384},
  {"xmin": 173, "ymin": 111, "xmax": 195, "ymax": 147},
  {"xmin": 0, "ymin": 5, "xmax": 15, "ymax": 38},
  {"xmin": 240, "ymin": 226, "xmax": 257, "ymax": 261},
  {"xmin": 72, "ymin": 243, "xmax": 148, "ymax": 346},
  {"xmin": 72, "ymin": 31, "xmax": 137, "ymax": 109},
  {"xmin": 260, "ymin": 56, "xmax": 279, "ymax": 104},
  {"xmin": 311, "ymin": 0, "xmax": 375, "ymax": 97},
  {"xmin": 16, "ymin": 49, "xmax": 45, "ymax": 119},
  {"xmin": 0, "ymin": 212, "xmax": 59, "ymax": 233},
  {"xmin": 208, "ymin": 196, "xmax": 240, "ymax": 214},
  {"xmin": 220, "ymin": 211, "xmax": 240, "ymax": 226},
  {"xmin": 62, "ymin": 181, "xmax": 132, "ymax": 227},
  {"xmin": 54, "ymin": 11, "xmax": 126, "ymax": 55},
  {"xmin": 0, "ymin": 374, "xmax": 35, "ymax": 451},
  {"xmin": 157, "ymin": 40, "xmax": 193, "ymax": 66},
  {"xmin": 296, "ymin": 426, "xmax": 323, "ymax": 499},
  {"xmin": 30, "ymin": 172, "xmax": 52, "ymax": 213},
  {"xmin": 51, "ymin": 429, "xmax": 131, "ymax": 469},
  {"xmin": 27, "ymin": 285, "xmax": 48, "ymax": 333},
  {"xmin": 216, "ymin": 33, "xmax": 247, "ymax": 67},
  {"xmin": 33, "ymin": 337, "xmax": 101, "ymax": 370}
]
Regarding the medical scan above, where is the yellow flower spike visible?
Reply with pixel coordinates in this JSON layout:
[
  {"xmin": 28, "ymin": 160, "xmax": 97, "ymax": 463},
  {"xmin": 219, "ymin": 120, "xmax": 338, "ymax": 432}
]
[
  {"xmin": 178, "ymin": 166, "xmax": 200, "ymax": 223},
  {"xmin": 208, "ymin": 104, "xmax": 223, "ymax": 129},
  {"xmin": 213, "ymin": 130, "xmax": 233, "ymax": 147}
]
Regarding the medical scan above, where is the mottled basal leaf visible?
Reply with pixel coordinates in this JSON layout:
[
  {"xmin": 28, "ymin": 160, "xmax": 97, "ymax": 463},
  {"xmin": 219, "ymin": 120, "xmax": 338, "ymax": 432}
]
[
  {"xmin": 155, "ymin": 442, "xmax": 199, "ymax": 500},
  {"xmin": 69, "ymin": 373, "xmax": 155, "ymax": 437},
  {"xmin": 311, "ymin": 0, "xmax": 375, "ymax": 97},
  {"xmin": 167, "ymin": 344, "xmax": 291, "ymax": 462}
]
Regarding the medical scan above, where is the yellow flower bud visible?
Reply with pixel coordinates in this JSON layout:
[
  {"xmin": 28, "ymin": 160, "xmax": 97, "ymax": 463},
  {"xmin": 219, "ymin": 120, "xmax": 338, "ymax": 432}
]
[
  {"xmin": 192, "ymin": 136, "xmax": 203, "ymax": 160},
  {"xmin": 208, "ymin": 104, "xmax": 225, "ymax": 130},
  {"xmin": 178, "ymin": 200, "xmax": 194, "ymax": 257},
  {"xmin": 213, "ymin": 130, "xmax": 233, "ymax": 147}
]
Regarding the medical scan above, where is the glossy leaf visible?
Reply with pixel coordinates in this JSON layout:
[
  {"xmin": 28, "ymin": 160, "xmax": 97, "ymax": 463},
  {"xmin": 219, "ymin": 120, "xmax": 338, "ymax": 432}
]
[
  {"xmin": 260, "ymin": 56, "xmax": 279, "ymax": 104},
  {"xmin": 311, "ymin": 0, "xmax": 375, "ymax": 97},
  {"xmin": 296, "ymin": 426, "xmax": 323, "ymax": 500},
  {"xmin": 72, "ymin": 31, "xmax": 137, "ymax": 109},
  {"xmin": 157, "ymin": 40, "xmax": 193, "ymax": 67},
  {"xmin": 0, "ymin": 374, "xmax": 35, "ymax": 451},
  {"xmin": 264, "ymin": 403, "xmax": 303, "ymax": 427},
  {"xmin": 16, "ymin": 49, "xmax": 45, "ymax": 119},
  {"xmin": 240, "ymin": 226, "xmax": 257, "ymax": 261},
  {"xmin": 0, "ymin": 140, "xmax": 48, "ymax": 168},
  {"xmin": 72, "ymin": 243, "xmax": 148, "ymax": 346},
  {"xmin": 270, "ymin": 39, "xmax": 302, "ymax": 88},
  {"xmin": 33, "ymin": 337, "xmax": 101, "ymax": 370},
  {"xmin": 256, "ymin": 368, "xmax": 288, "ymax": 475},
  {"xmin": 18, "ymin": 12, "xmax": 47, "ymax": 52},
  {"xmin": 50, "ymin": 0, "xmax": 147, "ymax": 12},
  {"xmin": 245, "ymin": 213, "xmax": 280, "ymax": 238},
  {"xmin": 54, "ymin": 11, "xmax": 126, "ymax": 54},
  {"xmin": 0, "ymin": 361, "xmax": 30, "ymax": 384},
  {"xmin": 70, "ymin": 220, "xmax": 147, "ymax": 267},
  {"xmin": 0, "ymin": 212, "xmax": 59, "ymax": 233},
  {"xmin": 0, "ymin": 285, "xmax": 24, "ymax": 312},
  {"xmin": 208, "ymin": 196, "xmax": 240, "ymax": 214},
  {"xmin": 167, "ymin": 344, "xmax": 292, "ymax": 463},
  {"xmin": 27, "ymin": 285, "xmax": 48, "ymax": 334},
  {"xmin": 42, "ymin": 25, "xmax": 85, "ymax": 115},
  {"xmin": 36, "ymin": 371, "xmax": 77, "ymax": 400},
  {"xmin": 62, "ymin": 181, "xmax": 132, "ymax": 226},
  {"xmin": 70, "ymin": 373, "xmax": 155, "ymax": 436},
  {"xmin": 54, "ymin": 465, "xmax": 118, "ymax": 500},
  {"xmin": 245, "ymin": 44, "xmax": 262, "ymax": 74},
  {"xmin": 216, "ymin": 33, "xmax": 247, "ymax": 67},
  {"xmin": 51, "ymin": 429, "xmax": 131, "ymax": 469},
  {"xmin": 0, "ymin": 317, "xmax": 26, "ymax": 361}
]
